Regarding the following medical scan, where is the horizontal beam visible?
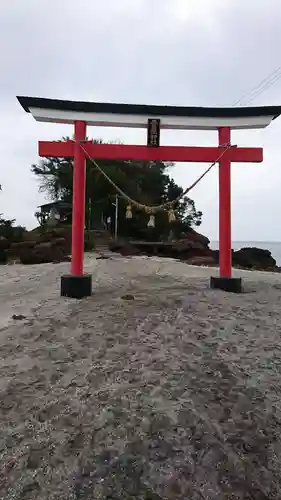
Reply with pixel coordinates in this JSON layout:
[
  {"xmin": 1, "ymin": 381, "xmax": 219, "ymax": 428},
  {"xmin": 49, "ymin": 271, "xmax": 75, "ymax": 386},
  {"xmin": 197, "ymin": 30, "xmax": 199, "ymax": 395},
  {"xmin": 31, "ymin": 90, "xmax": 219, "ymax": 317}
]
[{"xmin": 39, "ymin": 141, "xmax": 263, "ymax": 163}]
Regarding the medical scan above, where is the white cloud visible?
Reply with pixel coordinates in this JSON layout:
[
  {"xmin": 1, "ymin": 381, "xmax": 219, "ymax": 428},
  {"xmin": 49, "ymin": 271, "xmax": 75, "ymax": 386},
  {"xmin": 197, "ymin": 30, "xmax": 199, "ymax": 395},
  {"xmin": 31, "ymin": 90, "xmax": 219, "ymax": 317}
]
[{"xmin": 0, "ymin": 0, "xmax": 281, "ymax": 240}]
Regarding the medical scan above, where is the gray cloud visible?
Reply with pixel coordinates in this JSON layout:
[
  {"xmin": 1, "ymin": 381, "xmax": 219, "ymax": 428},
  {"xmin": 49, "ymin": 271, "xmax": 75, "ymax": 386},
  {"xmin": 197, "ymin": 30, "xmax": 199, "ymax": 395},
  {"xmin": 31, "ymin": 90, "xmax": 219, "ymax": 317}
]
[{"xmin": 0, "ymin": 0, "xmax": 281, "ymax": 241}]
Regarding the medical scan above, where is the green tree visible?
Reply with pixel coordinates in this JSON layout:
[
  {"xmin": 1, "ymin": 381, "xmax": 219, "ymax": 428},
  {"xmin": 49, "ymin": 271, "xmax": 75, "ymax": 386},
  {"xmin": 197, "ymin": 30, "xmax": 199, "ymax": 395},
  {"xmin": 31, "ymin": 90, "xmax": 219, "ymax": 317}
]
[
  {"xmin": 31, "ymin": 138, "xmax": 202, "ymax": 240},
  {"xmin": 0, "ymin": 214, "xmax": 26, "ymax": 241}
]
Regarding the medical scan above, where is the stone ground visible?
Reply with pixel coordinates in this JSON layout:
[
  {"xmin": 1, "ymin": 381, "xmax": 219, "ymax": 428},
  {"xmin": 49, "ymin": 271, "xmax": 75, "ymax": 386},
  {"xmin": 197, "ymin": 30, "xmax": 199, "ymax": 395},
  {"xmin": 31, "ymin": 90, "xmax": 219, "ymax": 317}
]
[{"xmin": 0, "ymin": 253, "xmax": 281, "ymax": 499}]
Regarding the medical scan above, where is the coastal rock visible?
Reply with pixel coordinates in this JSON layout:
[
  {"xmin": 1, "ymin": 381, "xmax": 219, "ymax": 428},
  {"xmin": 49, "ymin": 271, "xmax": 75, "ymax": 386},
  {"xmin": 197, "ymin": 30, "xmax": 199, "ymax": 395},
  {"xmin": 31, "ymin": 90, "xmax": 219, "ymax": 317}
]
[
  {"xmin": 109, "ymin": 228, "xmax": 213, "ymax": 261},
  {"xmin": 0, "ymin": 236, "xmax": 9, "ymax": 251},
  {"xmin": 233, "ymin": 247, "xmax": 276, "ymax": 270},
  {"xmin": 181, "ymin": 228, "xmax": 210, "ymax": 247},
  {"xmin": 110, "ymin": 240, "xmax": 211, "ymax": 260},
  {"xmin": 109, "ymin": 241, "xmax": 141, "ymax": 256},
  {"xmin": 0, "ymin": 237, "xmax": 9, "ymax": 264},
  {"xmin": 37, "ymin": 227, "xmax": 72, "ymax": 252},
  {"xmin": 175, "ymin": 241, "xmax": 213, "ymax": 260},
  {"xmin": 19, "ymin": 242, "xmax": 70, "ymax": 265},
  {"xmin": 2, "ymin": 227, "xmax": 96, "ymax": 265},
  {"xmin": 212, "ymin": 247, "xmax": 277, "ymax": 271},
  {"xmin": 13, "ymin": 233, "xmax": 71, "ymax": 265},
  {"xmin": 11, "ymin": 240, "xmax": 37, "ymax": 249},
  {"xmin": 186, "ymin": 256, "xmax": 216, "ymax": 266},
  {"xmin": 109, "ymin": 240, "xmax": 278, "ymax": 273}
]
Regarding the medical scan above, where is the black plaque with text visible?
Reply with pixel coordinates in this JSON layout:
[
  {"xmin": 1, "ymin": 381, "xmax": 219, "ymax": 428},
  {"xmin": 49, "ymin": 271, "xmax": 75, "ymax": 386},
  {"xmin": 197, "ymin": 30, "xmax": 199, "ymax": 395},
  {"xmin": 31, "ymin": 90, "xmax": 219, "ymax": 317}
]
[{"xmin": 147, "ymin": 118, "xmax": 160, "ymax": 147}]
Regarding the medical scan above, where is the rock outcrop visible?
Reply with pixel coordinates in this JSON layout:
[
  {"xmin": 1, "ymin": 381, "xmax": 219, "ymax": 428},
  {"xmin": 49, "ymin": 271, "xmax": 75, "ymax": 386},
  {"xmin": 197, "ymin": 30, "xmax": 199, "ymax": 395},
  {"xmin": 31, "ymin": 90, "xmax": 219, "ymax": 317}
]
[
  {"xmin": 109, "ymin": 232, "xmax": 279, "ymax": 272},
  {"xmin": 0, "ymin": 236, "xmax": 9, "ymax": 264},
  {"xmin": 109, "ymin": 228, "xmax": 213, "ymax": 261},
  {"xmin": 0, "ymin": 223, "xmax": 279, "ymax": 272},
  {"xmin": 0, "ymin": 226, "xmax": 101, "ymax": 265},
  {"xmin": 8, "ymin": 229, "xmax": 71, "ymax": 264},
  {"xmin": 186, "ymin": 256, "xmax": 216, "ymax": 266},
  {"xmin": 233, "ymin": 247, "xmax": 277, "ymax": 270},
  {"xmin": 0, "ymin": 227, "xmax": 71, "ymax": 265}
]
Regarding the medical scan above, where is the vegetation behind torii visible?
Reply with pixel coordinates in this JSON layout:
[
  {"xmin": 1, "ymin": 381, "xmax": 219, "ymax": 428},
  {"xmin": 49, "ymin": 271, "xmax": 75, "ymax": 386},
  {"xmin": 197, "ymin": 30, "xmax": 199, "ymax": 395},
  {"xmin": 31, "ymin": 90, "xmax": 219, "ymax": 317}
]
[{"xmin": 31, "ymin": 138, "xmax": 202, "ymax": 241}]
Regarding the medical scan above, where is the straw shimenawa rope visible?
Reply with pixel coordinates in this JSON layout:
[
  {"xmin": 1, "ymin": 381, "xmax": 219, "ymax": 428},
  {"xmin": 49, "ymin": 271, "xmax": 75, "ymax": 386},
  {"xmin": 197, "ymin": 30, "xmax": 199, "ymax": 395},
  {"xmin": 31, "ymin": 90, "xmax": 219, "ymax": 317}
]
[{"xmin": 79, "ymin": 142, "xmax": 233, "ymax": 218}]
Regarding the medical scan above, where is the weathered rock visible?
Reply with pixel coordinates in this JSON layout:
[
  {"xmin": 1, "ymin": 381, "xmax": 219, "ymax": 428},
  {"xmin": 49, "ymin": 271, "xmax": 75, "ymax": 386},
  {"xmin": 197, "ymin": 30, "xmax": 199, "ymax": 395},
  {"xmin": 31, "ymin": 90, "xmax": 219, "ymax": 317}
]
[
  {"xmin": 109, "ymin": 239, "xmax": 212, "ymax": 260},
  {"xmin": 212, "ymin": 247, "xmax": 277, "ymax": 271},
  {"xmin": 11, "ymin": 240, "xmax": 36, "ymax": 249},
  {"xmin": 119, "ymin": 244, "xmax": 141, "ymax": 257},
  {"xmin": 176, "ymin": 241, "xmax": 213, "ymax": 260},
  {"xmin": 0, "ymin": 237, "xmax": 9, "ymax": 251},
  {"xmin": 39, "ymin": 227, "xmax": 70, "ymax": 241},
  {"xmin": 4, "ymin": 225, "xmax": 97, "ymax": 265},
  {"xmin": 34, "ymin": 227, "xmax": 72, "ymax": 251},
  {"xmin": 110, "ymin": 238, "xmax": 213, "ymax": 260},
  {"xmin": 211, "ymin": 249, "xmax": 220, "ymax": 264},
  {"xmin": 36, "ymin": 242, "xmax": 53, "ymax": 250},
  {"xmin": 19, "ymin": 252, "xmax": 42, "ymax": 265},
  {"xmin": 109, "ymin": 240, "xmax": 278, "ymax": 272},
  {"xmin": 121, "ymin": 294, "xmax": 135, "ymax": 301},
  {"xmin": 0, "ymin": 250, "xmax": 8, "ymax": 264},
  {"xmin": 0, "ymin": 226, "xmax": 71, "ymax": 265},
  {"xmin": 7, "ymin": 242, "xmax": 34, "ymax": 262},
  {"xmin": 9, "ymin": 227, "xmax": 72, "ymax": 265},
  {"xmin": 181, "ymin": 228, "xmax": 210, "ymax": 247},
  {"xmin": 18, "ymin": 240, "xmax": 70, "ymax": 265},
  {"xmin": 19, "ymin": 250, "xmax": 63, "ymax": 265},
  {"xmin": 109, "ymin": 241, "xmax": 141, "ymax": 256},
  {"xmin": 12, "ymin": 314, "xmax": 27, "ymax": 321},
  {"xmin": 233, "ymin": 247, "xmax": 276, "ymax": 270},
  {"xmin": 51, "ymin": 237, "xmax": 66, "ymax": 246},
  {"xmin": 175, "ymin": 240, "xmax": 200, "ymax": 252},
  {"xmin": 52, "ymin": 254, "xmax": 71, "ymax": 264},
  {"xmin": 4, "ymin": 222, "xmax": 278, "ymax": 273},
  {"xmin": 186, "ymin": 256, "xmax": 216, "ymax": 266},
  {"xmin": 96, "ymin": 253, "xmax": 111, "ymax": 260}
]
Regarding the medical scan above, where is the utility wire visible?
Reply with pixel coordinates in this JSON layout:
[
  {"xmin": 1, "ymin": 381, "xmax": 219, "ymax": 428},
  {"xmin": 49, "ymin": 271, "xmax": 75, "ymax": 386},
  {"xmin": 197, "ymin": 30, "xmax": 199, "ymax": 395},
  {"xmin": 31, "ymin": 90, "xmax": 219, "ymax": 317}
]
[{"xmin": 232, "ymin": 64, "xmax": 281, "ymax": 106}]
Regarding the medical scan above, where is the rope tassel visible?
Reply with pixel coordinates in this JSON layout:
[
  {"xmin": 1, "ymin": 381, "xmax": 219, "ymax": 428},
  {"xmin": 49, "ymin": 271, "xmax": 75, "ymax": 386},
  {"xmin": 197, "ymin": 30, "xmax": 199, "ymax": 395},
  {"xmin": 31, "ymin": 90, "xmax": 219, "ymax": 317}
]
[
  {"xmin": 168, "ymin": 209, "xmax": 176, "ymax": 222},
  {"xmin": 147, "ymin": 215, "xmax": 155, "ymax": 228},
  {"xmin": 126, "ymin": 205, "xmax": 133, "ymax": 219}
]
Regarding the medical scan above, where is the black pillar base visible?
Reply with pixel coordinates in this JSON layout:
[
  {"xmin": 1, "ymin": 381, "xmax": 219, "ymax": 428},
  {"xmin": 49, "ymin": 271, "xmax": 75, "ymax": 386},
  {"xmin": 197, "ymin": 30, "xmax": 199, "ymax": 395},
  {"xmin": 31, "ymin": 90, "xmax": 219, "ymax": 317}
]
[
  {"xmin": 61, "ymin": 274, "xmax": 92, "ymax": 299},
  {"xmin": 210, "ymin": 276, "xmax": 242, "ymax": 294}
]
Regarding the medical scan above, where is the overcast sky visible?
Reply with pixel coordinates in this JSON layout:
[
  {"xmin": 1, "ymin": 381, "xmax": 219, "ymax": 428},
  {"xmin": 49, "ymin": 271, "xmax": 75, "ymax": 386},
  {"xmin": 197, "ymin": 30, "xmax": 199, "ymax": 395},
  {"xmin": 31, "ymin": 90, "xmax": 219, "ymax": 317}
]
[{"xmin": 1, "ymin": 0, "xmax": 281, "ymax": 241}]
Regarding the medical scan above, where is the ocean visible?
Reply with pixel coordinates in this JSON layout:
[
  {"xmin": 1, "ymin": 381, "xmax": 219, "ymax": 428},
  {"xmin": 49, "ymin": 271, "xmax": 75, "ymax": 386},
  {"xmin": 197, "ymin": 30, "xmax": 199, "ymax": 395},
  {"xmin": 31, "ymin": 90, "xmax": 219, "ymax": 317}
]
[{"xmin": 210, "ymin": 241, "xmax": 281, "ymax": 266}]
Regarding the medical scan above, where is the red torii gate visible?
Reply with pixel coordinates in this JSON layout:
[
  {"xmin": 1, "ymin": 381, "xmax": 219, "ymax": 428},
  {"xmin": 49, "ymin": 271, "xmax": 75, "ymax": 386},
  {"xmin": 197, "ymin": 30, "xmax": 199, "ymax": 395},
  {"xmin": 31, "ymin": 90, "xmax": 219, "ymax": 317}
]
[{"xmin": 17, "ymin": 96, "xmax": 281, "ymax": 298}]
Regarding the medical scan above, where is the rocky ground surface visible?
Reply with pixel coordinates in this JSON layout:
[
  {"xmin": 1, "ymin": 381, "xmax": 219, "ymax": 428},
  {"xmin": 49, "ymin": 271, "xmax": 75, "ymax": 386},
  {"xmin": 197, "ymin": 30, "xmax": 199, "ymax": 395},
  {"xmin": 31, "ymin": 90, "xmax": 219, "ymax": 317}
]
[{"xmin": 0, "ymin": 254, "xmax": 281, "ymax": 499}]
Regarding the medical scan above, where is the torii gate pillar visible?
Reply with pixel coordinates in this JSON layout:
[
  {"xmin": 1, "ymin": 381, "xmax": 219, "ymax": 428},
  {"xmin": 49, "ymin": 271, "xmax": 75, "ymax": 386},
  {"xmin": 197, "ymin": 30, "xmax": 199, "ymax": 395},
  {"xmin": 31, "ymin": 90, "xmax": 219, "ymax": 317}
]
[
  {"xmin": 60, "ymin": 120, "xmax": 92, "ymax": 298},
  {"xmin": 17, "ymin": 96, "xmax": 281, "ymax": 298}
]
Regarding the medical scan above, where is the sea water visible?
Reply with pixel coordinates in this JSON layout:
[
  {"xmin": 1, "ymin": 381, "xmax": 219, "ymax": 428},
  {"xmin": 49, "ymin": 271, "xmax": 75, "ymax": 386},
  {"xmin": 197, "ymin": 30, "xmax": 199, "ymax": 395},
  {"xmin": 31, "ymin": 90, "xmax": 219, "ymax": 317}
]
[{"xmin": 210, "ymin": 241, "xmax": 281, "ymax": 266}]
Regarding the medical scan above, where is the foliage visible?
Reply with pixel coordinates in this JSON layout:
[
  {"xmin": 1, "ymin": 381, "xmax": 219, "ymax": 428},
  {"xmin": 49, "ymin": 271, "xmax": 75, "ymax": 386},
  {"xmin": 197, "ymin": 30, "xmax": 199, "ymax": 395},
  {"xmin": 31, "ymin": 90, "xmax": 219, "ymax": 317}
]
[
  {"xmin": 34, "ymin": 210, "xmax": 48, "ymax": 226},
  {"xmin": 0, "ymin": 214, "xmax": 26, "ymax": 242},
  {"xmin": 31, "ymin": 138, "xmax": 202, "ymax": 241}
]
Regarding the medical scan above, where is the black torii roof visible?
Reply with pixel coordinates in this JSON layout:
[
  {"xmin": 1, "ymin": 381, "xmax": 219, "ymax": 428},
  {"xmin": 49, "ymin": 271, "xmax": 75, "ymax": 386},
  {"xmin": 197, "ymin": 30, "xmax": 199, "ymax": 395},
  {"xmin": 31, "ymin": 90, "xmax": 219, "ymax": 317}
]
[{"xmin": 17, "ymin": 95, "xmax": 281, "ymax": 120}]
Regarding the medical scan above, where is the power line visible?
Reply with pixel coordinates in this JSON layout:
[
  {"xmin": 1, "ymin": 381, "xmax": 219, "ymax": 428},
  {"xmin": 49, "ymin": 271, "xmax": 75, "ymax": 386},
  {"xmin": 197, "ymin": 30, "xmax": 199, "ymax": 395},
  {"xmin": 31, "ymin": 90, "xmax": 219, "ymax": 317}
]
[
  {"xmin": 233, "ymin": 64, "xmax": 281, "ymax": 107},
  {"xmin": 242, "ymin": 71, "xmax": 281, "ymax": 106}
]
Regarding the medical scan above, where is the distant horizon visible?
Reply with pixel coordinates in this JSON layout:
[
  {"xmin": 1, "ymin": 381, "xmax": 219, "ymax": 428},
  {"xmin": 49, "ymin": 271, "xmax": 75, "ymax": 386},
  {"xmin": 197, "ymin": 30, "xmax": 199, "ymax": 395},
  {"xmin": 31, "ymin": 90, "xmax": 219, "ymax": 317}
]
[
  {"xmin": 210, "ymin": 240, "xmax": 281, "ymax": 265},
  {"xmin": 211, "ymin": 240, "xmax": 281, "ymax": 243}
]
